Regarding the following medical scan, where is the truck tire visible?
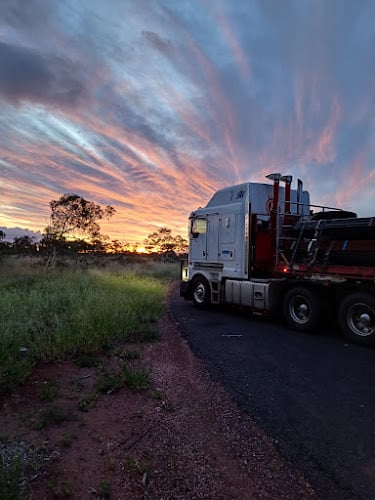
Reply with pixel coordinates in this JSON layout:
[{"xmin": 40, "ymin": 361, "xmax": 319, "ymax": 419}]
[
  {"xmin": 192, "ymin": 276, "xmax": 211, "ymax": 307},
  {"xmin": 338, "ymin": 292, "xmax": 375, "ymax": 346},
  {"xmin": 283, "ymin": 287, "xmax": 321, "ymax": 332}
]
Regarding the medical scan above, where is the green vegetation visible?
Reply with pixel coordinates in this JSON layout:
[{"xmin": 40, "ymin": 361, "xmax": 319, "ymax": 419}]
[
  {"xmin": 48, "ymin": 476, "xmax": 72, "ymax": 498},
  {"xmin": 121, "ymin": 365, "xmax": 150, "ymax": 391},
  {"xmin": 0, "ymin": 441, "xmax": 50, "ymax": 500},
  {"xmin": 0, "ymin": 258, "xmax": 172, "ymax": 396},
  {"xmin": 30, "ymin": 404, "xmax": 70, "ymax": 430},
  {"xmin": 59, "ymin": 431, "xmax": 77, "ymax": 448},
  {"xmin": 97, "ymin": 479, "xmax": 112, "ymax": 498},
  {"xmin": 0, "ymin": 452, "xmax": 22, "ymax": 500},
  {"xmin": 119, "ymin": 348, "xmax": 140, "ymax": 360},
  {"xmin": 36, "ymin": 378, "xmax": 60, "ymax": 401}
]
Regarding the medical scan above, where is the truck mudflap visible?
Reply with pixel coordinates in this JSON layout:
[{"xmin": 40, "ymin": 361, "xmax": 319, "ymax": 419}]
[{"xmin": 180, "ymin": 280, "xmax": 191, "ymax": 299}]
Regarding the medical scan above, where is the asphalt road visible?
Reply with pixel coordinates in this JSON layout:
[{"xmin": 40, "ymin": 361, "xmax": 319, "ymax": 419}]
[{"xmin": 170, "ymin": 291, "xmax": 375, "ymax": 500}]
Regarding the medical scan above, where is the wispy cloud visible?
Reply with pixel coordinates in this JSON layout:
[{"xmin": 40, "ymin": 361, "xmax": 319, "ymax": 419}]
[{"xmin": 0, "ymin": 0, "xmax": 374, "ymax": 243}]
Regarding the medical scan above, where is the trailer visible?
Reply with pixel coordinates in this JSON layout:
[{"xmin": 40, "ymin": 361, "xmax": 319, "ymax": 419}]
[{"xmin": 180, "ymin": 174, "xmax": 375, "ymax": 346}]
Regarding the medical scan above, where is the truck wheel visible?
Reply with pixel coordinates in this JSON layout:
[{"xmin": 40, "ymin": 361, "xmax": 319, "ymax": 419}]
[
  {"xmin": 338, "ymin": 292, "xmax": 375, "ymax": 346},
  {"xmin": 192, "ymin": 276, "xmax": 211, "ymax": 307},
  {"xmin": 283, "ymin": 287, "xmax": 320, "ymax": 332}
]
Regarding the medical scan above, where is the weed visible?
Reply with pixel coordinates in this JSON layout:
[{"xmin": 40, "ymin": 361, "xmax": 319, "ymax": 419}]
[
  {"xmin": 121, "ymin": 365, "xmax": 150, "ymax": 391},
  {"xmin": 119, "ymin": 349, "xmax": 140, "ymax": 360},
  {"xmin": 97, "ymin": 478, "xmax": 112, "ymax": 498},
  {"xmin": 150, "ymin": 388, "xmax": 164, "ymax": 400},
  {"xmin": 60, "ymin": 431, "xmax": 77, "ymax": 448},
  {"xmin": 78, "ymin": 392, "xmax": 98, "ymax": 412},
  {"xmin": 31, "ymin": 404, "xmax": 70, "ymax": 430},
  {"xmin": 132, "ymin": 326, "xmax": 160, "ymax": 343},
  {"xmin": 0, "ymin": 453, "xmax": 22, "ymax": 500},
  {"xmin": 48, "ymin": 475, "xmax": 72, "ymax": 498},
  {"xmin": 96, "ymin": 370, "xmax": 123, "ymax": 394},
  {"xmin": 126, "ymin": 455, "xmax": 152, "ymax": 476},
  {"xmin": 73, "ymin": 354, "xmax": 100, "ymax": 368},
  {"xmin": 150, "ymin": 389, "xmax": 176, "ymax": 412},
  {"xmin": 161, "ymin": 399, "xmax": 176, "ymax": 413},
  {"xmin": 103, "ymin": 454, "xmax": 117, "ymax": 472},
  {"xmin": 36, "ymin": 379, "xmax": 59, "ymax": 401}
]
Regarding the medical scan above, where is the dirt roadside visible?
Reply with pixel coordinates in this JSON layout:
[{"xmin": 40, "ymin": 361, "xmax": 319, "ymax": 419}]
[{"xmin": 0, "ymin": 290, "xmax": 319, "ymax": 499}]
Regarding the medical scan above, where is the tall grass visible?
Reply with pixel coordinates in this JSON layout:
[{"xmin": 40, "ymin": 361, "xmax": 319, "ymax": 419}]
[{"xmin": 0, "ymin": 258, "xmax": 175, "ymax": 395}]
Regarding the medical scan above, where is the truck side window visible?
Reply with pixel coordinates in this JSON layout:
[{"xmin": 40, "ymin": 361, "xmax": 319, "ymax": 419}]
[
  {"xmin": 191, "ymin": 218, "xmax": 207, "ymax": 238},
  {"xmin": 257, "ymin": 215, "xmax": 270, "ymax": 231}
]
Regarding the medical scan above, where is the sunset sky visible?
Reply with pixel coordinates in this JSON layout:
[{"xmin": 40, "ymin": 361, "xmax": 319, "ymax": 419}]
[{"xmin": 0, "ymin": 0, "xmax": 374, "ymax": 244}]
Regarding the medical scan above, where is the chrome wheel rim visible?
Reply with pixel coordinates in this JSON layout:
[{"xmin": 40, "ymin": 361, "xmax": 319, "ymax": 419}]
[
  {"xmin": 194, "ymin": 282, "xmax": 206, "ymax": 304},
  {"xmin": 289, "ymin": 295, "xmax": 311, "ymax": 325},
  {"xmin": 347, "ymin": 303, "xmax": 375, "ymax": 337}
]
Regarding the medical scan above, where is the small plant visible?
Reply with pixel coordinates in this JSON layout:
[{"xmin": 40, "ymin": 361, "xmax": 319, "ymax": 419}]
[
  {"xmin": 78, "ymin": 392, "xmax": 98, "ymax": 412},
  {"xmin": 60, "ymin": 431, "xmax": 77, "ymax": 448},
  {"xmin": 150, "ymin": 389, "xmax": 176, "ymax": 412},
  {"xmin": 96, "ymin": 370, "xmax": 123, "ymax": 394},
  {"xmin": 48, "ymin": 475, "xmax": 72, "ymax": 498},
  {"xmin": 74, "ymin": 354, "xmax": 100, "ymax": 368},
  {"xmin": 133, "ymin": 326, "xmax": 160, "ymax": 343},
  {"xmin": 150, "ymin": 388, "xmax": 164, "ymax": 400},
  {"xmin": 97, "ymin": 478, "xmax": 112, "ymax": 498},
  {"xmin": 161, "ymin": 399, "xmax": 176, "ymax": 413},
  {"xmin": 121, "ymin": 365, "xmax": 150, "ymax": 390},
  {"xmin": 36, "ymin": 379, "xmax": 59, "ymax": 401},
  {"xmin": 31, "ymin": 404, "xmax": 69, "ymax": 430},
  {"xmin": 0, "ymin": 453, "xmax": 22, "ymax": 500},
  {"xmin": 120, "ymin": 349, "xmax": 140, "ymax": 360},
  {"xmin": 125, "ymin": 455, "xmax": 152, "ymax": 478}
]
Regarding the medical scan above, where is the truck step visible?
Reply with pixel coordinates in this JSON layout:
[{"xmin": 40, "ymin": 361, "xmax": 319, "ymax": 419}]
[{"xmin": 211, "ymin": 281, "xmax": 220, "ymax": 304}]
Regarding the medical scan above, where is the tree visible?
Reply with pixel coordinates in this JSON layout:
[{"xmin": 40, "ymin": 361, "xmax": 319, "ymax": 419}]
[
  {"xmin": 106, "ymin": 239, "xmax": 131, "ymax": 254},
  {"xmin": 172, "ymin": 234, "xmax": 188, "ymax": 255},
  {"xmin": 46, "ymin": 194, "xmax": 115, "ymax": 241},
  {"xmin": 144, "ymin": 228, "xmax": 188, "ymax": 257},
  {"xmin": 0, "ymin": 230, "xmax": 6, "ymax": 257},
  {"xmin": 12, "ymin": 235, "xmax": 36, "ymax": 255}
]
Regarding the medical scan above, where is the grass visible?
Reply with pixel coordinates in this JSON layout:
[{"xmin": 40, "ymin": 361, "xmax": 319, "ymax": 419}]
[
  {"xmin": 119, "ymin": 348, "xmax": 140, "ymax": 360},
  {"xmin": 0, "ymin": 257, "xmax": 173, "ymax": 396},
  {"xmin": 36, "ymin": 379, "xmax": 60, "ymax": 401},
  {"xmin": 0, "ymin": 453, "xmax": 22, "ymax": 500},
  {"xmin": 97, "ymin": 479, "xmax": 112, "ymax": 498},
  {"xmin": 30, "ymin": 404, "xmax": 70, "ymax": 430},
  {"xmin": 121, "ymin": 365, "xmax": 150, "ymax": 390},
  {"xmin": 0, "ymin": 441, "xmax": 51, "ymax": 499},
  {"xmin": 59, "ymin": 432, "xmax": 77, "ymax": 448}
]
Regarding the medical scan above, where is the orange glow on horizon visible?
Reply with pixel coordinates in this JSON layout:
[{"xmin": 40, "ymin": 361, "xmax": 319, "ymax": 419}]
[{"xmin": 136, "ymin": 246, "xmax": 147, "ymax": 254}]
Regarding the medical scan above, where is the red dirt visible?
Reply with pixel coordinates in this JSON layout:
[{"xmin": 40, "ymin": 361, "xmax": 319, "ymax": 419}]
[{"xmin": 0, "ymin": 299, "xmax": 318, "ymax": 499}]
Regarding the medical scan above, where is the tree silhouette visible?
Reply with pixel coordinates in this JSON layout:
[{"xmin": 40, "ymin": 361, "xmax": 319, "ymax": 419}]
[
  {"xmin": 47, "ymin": 194, "xmax": 115, "ymax": 241},
  {"xmin": 13, "ymin": 235, "xmax": 35, "ymax": 255},
  {"xmin": 144, "ymin": 228, "xmax": 188, "ymax": 257}
]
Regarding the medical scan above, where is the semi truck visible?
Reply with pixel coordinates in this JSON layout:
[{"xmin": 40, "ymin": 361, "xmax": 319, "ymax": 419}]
[{"xmin": 180, "ymin": 173, "xmax": 375, "ymax": 346}]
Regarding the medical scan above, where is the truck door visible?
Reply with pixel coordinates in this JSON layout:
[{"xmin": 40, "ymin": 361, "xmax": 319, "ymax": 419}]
[
  {"xmin": 206, "ymin": 214, "xmax": 220, "ymax": 262},
  {"xmin": 190, "ymin": 217, "xmax": 207, "ymax": 262}
]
